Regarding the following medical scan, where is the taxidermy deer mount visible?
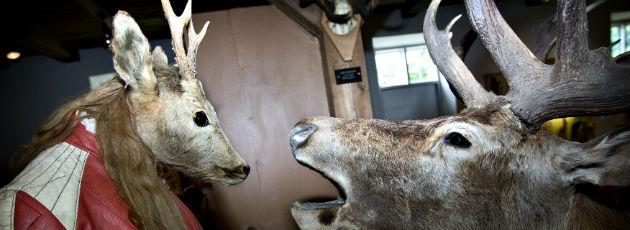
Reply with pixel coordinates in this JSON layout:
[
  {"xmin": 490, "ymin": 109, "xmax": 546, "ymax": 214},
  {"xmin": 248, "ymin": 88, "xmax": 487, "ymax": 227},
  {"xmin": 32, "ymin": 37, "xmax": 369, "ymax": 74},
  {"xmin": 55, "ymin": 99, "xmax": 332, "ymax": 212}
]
[
  {"xmin": 288, "ymin": 0, "xmax": 630, "ymax": 229},
  {"xmin": 1, "ymin": 0, "xmax": 249, "ymax": 229}
]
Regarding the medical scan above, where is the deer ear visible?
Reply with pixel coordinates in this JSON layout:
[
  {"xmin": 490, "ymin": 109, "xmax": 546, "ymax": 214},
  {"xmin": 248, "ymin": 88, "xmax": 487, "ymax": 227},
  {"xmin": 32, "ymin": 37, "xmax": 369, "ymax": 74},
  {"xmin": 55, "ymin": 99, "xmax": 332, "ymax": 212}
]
[
  {"xmin": 562, "ymin": 128, "xmax": 630, "ymax": 186},
  {"xmin": 111, "ymin": 11, "xmax": 156, "ymax": 92},
  {"xmin": 151, "ymin": 46, "xmax": 169, "ymax": 68}
]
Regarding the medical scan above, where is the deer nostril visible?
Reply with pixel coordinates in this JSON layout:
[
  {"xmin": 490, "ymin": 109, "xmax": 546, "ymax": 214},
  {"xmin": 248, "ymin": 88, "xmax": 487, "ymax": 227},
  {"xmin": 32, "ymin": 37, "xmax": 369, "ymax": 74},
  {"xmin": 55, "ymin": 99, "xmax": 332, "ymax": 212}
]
[
  {"xmin": 289, "ymin": 123, "xmax": 318, "ymax": 153},
  {"xmin": 242, "ymin": 165, "xmax": 250, "ymax": 176}
]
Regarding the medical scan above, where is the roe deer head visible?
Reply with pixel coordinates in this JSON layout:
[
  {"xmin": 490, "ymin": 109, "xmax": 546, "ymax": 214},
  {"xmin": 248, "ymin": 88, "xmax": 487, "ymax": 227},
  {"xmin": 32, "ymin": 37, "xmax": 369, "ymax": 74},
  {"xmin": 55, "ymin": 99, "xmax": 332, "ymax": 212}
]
[{"xmin": 110, "ymin": 0, "xmax": 249, "ymax": 184}]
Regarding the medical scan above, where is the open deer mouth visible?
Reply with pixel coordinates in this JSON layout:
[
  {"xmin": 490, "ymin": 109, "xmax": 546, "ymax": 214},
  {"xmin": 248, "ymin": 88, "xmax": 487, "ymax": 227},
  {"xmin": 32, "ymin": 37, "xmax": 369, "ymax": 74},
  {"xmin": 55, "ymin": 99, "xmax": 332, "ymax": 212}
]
[
  {"xmin": 291, "ymin": 159, "xmax": 348, "ymax": 211},
  {"xmin": 289, "ymin": 122, "xmax": 348, "ymax": 214}
]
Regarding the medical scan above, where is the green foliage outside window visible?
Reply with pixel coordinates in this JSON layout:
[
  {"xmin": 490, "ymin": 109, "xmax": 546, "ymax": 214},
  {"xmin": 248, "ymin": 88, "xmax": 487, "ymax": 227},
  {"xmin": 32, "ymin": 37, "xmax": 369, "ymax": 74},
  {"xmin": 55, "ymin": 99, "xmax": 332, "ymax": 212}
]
[{"xmin": 376, "ymin": 45, "xmax": 438, "ymax": 88}]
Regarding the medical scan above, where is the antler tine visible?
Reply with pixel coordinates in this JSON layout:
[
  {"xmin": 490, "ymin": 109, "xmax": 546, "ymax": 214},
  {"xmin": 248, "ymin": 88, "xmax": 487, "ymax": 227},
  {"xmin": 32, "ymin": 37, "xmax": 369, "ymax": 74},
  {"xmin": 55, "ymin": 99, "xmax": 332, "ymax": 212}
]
[
  {"xmin": 554, "ymin": 0, "xmax": 589, "ymax": 77},
  {"xmin": 161, "ymin": 0, "xmax": 208, "ymax": 79},
  {"xmin": 463, "ymin": 0, "xmax": 551, "ymax": 95},
  {"xmin": 186, "ymin": 18, "xmax": 209, "ymax": 75},
  {"xmin": 532, "ymin": 0, "xmax": 604, "ymax": 61},
  {"xmin": 423, "ymin": 0, "xmax": 495, "ymax": 108},
  {"xmin": 161, "ymin": 0, "xmax": 191, "ymax": 78}
]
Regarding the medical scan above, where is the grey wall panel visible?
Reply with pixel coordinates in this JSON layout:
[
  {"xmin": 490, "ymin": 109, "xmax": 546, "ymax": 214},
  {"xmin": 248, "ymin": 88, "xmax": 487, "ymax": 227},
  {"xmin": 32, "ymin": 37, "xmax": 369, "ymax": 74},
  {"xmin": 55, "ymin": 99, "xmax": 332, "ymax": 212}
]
[{"xmin": 381, "ymin": 84, "xmax": 439, "ymax": 120}]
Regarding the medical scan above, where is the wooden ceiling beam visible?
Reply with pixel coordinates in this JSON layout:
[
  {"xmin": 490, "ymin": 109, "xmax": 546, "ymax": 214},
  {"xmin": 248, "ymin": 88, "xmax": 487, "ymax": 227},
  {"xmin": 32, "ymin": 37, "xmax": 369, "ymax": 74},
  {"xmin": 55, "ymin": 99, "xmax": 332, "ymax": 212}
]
[
  {"xmin": 269, "ymin": 0, "xmax": 322, "ymax": 38},
  {"xmin": 400, "ymin": 0, "xmax": 461, "ymax": 18},
  {"xmin": 75, "ymin": 0, "xmax": 114, "ymax": 29},
  {"xmin": 400, "ymin": 0, "xmax": 430, "ymax": 18},
  {"xmin": 1, "ymin": 16, "xmax": 79, "ymax": 62}
]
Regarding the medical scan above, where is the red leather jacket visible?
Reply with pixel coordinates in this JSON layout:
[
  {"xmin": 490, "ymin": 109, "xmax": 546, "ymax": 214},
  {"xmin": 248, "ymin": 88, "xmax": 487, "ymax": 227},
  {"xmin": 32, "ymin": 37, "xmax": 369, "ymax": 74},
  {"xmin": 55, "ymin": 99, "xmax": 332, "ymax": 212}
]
[{"xmin": 0, "ymin": 120, "xmax": 201, "ymax": 230}]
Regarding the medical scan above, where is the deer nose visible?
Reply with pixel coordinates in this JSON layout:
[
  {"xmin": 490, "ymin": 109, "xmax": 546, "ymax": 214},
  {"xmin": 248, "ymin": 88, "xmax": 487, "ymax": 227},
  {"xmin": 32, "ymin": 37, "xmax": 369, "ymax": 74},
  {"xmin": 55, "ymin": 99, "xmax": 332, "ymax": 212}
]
[
  {"xmin": 290, "ymin": 122, "xmax": 318, "ymax": 153},
  {"xmin": 243, "ymin": 165, "xmax": 250, "ymax": 176},
  {"xmin": 223, "ymin": 164, "xmax": 250, "ymax": 180}
]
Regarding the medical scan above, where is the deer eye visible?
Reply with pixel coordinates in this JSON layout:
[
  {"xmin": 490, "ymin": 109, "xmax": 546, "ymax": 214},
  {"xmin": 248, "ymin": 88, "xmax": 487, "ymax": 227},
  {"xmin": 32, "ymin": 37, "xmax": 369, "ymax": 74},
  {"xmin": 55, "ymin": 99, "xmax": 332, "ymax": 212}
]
[
  {"xmin": 193, "ymin": 111, "xmax": 209, "ymax": 127},
  {"xmin": 443, "ymin": 132, "xmax": 471, "ymax": 148}
]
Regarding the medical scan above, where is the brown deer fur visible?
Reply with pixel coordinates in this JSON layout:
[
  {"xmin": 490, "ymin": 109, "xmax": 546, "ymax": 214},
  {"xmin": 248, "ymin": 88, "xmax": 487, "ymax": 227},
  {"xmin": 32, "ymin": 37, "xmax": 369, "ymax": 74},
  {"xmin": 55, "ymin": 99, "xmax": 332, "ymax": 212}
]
[{"xmin": 291, "ymin": 103, "xmax": 630, "ymax": 229}]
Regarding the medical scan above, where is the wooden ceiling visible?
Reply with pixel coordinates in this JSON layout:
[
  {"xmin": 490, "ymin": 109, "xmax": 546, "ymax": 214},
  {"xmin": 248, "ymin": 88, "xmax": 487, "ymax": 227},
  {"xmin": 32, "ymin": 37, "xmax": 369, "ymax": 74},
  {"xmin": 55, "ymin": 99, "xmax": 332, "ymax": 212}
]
[
  {"xmin": 0, "ymin": 0, "xmax": 270, "ymax": 63},
  {"xmin": 0, "ymin": 0, "xmax": 467, "ymax": 65},
  {"xmin": 2, "ymin": 0, "xmax": 625, "ymax": 65},
  {"xmin": 0, "ymin": 0, "xmax": 486, "ymax": 64}
]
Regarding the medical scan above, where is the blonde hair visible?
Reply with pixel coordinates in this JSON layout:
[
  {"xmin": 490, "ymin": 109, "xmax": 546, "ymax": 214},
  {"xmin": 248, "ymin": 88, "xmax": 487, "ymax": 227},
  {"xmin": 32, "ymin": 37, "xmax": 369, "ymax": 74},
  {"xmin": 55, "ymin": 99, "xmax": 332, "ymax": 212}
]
[{"xmin": 11, "ymin": 79, "xmax": 187, "ymax": 230}]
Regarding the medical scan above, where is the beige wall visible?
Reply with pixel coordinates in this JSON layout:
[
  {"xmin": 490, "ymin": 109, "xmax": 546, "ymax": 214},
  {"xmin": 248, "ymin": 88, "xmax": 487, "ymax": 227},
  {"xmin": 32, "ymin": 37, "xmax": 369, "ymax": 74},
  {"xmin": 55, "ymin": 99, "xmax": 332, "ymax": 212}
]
[{"xmin": 193, "ymin": 6, "xmax": 338, "ymax": 229}]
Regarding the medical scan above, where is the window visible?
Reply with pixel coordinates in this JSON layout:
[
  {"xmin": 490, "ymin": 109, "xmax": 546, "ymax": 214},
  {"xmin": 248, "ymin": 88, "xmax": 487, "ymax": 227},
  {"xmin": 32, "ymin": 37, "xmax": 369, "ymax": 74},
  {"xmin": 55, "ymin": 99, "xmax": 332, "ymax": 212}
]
[
  {"xmin": 373, "ymin": 33, "xmax": 439, "ymax": 88},
  {"xmin": 611, "ymin": 12, "xmax": 630, "ymax": 57}
]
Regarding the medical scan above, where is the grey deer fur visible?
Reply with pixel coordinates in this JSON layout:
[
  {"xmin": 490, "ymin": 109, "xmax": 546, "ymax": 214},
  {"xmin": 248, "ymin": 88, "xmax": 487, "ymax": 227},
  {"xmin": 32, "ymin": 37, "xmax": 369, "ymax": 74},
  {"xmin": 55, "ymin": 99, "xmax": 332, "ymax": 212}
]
[{"xmin": 111, "ymin": 0, "xmax": 249, "ymax": 185}]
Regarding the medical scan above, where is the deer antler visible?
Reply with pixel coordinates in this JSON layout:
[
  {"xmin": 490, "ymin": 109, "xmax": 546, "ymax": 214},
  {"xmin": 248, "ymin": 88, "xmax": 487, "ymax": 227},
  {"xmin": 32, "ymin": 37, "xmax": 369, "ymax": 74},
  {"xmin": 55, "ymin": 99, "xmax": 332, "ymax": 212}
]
[
  {"xmin": 423, "ymin": 0, "xmax": 495, "ymax": 108},
  {"xmin": 425, "ymin": 0, "xmax": 630, "ymax": 128},
  {"xmin": 161, "ymin": 0, "xmax": 209, "ymax": 80},
  {"xmin": 532, "ymin": 0, "xmax": 606, "ymax": 61}
]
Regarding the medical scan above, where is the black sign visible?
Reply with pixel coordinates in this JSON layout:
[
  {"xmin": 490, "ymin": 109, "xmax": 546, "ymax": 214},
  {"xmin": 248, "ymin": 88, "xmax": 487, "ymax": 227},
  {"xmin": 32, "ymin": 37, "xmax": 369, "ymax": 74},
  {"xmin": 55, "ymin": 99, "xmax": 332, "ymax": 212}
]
[{"xmin": 334, "ymin": 67, "xmax": 362, "ymax": 85}]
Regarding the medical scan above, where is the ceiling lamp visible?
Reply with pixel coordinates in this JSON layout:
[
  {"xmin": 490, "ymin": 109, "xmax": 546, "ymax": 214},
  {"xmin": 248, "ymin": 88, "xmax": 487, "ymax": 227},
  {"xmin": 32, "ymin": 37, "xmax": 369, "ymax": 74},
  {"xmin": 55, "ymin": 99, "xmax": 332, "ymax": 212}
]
[{"xmin": 6, "ymin": 51, "xmax": 20, "ymax": 60}]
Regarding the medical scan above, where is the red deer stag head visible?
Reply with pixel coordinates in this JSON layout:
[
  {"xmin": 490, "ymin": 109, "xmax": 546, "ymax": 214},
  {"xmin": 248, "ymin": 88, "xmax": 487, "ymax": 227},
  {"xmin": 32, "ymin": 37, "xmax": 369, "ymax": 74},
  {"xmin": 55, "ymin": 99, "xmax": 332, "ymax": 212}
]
[{"xmin": 289, "ymin": 0, "xmax": 630, "ymax": 229}]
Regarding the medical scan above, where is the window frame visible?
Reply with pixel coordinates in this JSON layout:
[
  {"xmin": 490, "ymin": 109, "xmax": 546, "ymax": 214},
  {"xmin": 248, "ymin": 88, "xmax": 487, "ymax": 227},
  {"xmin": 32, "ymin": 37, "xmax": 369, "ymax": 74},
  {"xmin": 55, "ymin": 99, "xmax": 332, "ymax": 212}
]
[
  {"xmin": 374, "ymin": 43, "xmax": 440, "ymax": 90},
  {"xmin": 611, "ymin": 19, "xmax": 630, "ymax": 57}
]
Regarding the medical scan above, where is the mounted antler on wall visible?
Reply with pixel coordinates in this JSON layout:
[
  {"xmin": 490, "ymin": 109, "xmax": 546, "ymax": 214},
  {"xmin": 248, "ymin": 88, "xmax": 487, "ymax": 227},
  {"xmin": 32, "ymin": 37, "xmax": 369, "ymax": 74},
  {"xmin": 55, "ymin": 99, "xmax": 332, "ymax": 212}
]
[
  {"xmin": 270, "ymin": 0, "xmax": 376, "ymax": 119},
  {"xmin": 299, "ymin": 0, "xmax": 378, "ymax": 24}
]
